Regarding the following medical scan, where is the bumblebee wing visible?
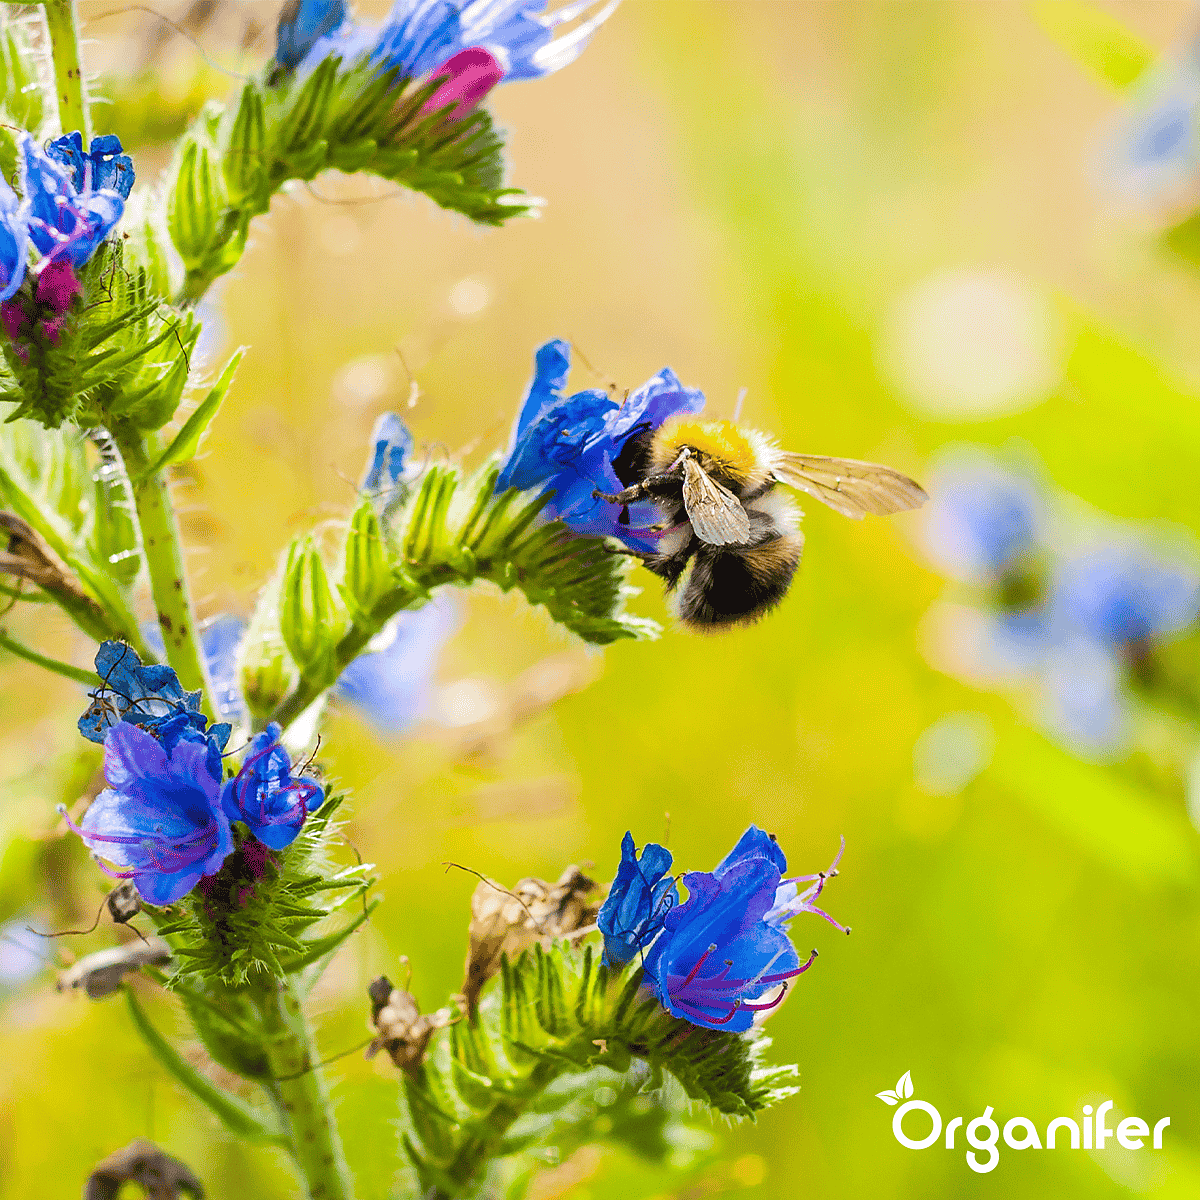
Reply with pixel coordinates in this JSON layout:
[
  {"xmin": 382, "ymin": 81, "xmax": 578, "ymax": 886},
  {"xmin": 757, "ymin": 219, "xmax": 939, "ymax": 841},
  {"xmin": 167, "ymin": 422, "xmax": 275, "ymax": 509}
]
[
  {"xmin": 770, "ymin": 453, "xmax": 928, "ymax": 520},
  {"xmin": 682, "ymin": 457, "xmax": 752, "ymax": 545}
]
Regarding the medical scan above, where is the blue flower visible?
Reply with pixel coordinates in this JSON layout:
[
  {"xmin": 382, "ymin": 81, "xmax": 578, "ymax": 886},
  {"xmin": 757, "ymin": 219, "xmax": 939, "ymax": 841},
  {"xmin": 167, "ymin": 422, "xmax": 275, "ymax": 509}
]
[
  {"xmin": 62, "ymin": 722, "xmax": 233, "ymax": 905},
  {"xmin": 924, "ymin": 452, "xmax": 1043, "ymax": 585},
  {"xmin": 1050, "ymin": 541, "xmax": 1200, "ymax": 648},
  {"xmin": 222, "ymin": 722, "xmax": 325, "ymax": 850},
  {"xmin": 0, "ymin": 173, "xmax": 28, "ymax": 303},
  {"xmin": 19, "ymin": 133, "xmax": 125, "ymax": 268},
  {"xmin": 46, "ymin": 132, "xmax": 135, "ymax": 201},
  {"xmin": 292, "ymin": 0, "xmax": 618, "ymax": 85},
  {"xmin": 362, "ymin": 410, "xmax": 415, "ymax": 496},
  {"xmin": 1040, "ymin": 637, "xmax": 1128, "ymax": 758},
  {"xmin": 0, "ymin": 919, "xmax": 49, "ymax": 988},
  {"xmin": 335, "ymin": 594, "xmax": 458, "ymax": 734},
  {"xmin": 1101, "ymin": 49, "xmax": 1200, "ymax": 212},
  {"xmin": 275, "ymin": 0, "xmax": 349, "ymax": 72},
  {"xmin": 496, "ymin": 339, "xmax": 705, "ymax": 549},
  {"xmin": 642, "ymin": 825, "xmax": 839, "ymax": 1032},
  {"xmin": 597, "ymin": 832, "xmax": 677, "ymax": 968},
  {"xmin": 79, "ymin": 640, "xmax": 232, "ymax": 779}
]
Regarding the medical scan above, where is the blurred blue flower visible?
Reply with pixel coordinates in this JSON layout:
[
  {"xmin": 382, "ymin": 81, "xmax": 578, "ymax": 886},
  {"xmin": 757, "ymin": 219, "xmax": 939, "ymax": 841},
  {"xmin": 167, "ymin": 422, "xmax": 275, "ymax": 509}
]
[
  {"xmin": 222, "ymin": 722, "xmax": 325, "ymax": 850},
  {"xmin": 597, "ymin": 832, "xmax": 677, "ymax": 968},
  {"xmin": 496, "ymin": 339, "xmax": 705, "ymax": 549},
  {"xmin": 1102, "ymin": 50, "xmax": 1200, "ymax": 211},
  {"xmin": 642, "ymin": 825, "xmax": 830, "ymax": 1033},
  {"xmin": 362, "ymin": 410, "xmax": 415, "ymax": 495},
  {"xmin": 0, "ymin": 920, "xmax": 49, "ymax": 988},
  {"xmin": 1050, "ymin": 541, "xmax": 1200, "ymax": 648},
  {"xmin": 62, "ymin": 722, "xmax": 233, "ymax": 905},
  {"xmin": 19, "ymin": 133, "xmax": 124, "ymax": 269},
  {"xmin": 46, "ymin": 132, "xmax": 135, "ymax": 201},
  {"xmin": 292, "ymin": 0, "xmax": 618, "ymax": 87},
  {"xmin": 923, "ymin": 452, "xmax": 1043, "ymax": 585},
  {"xmin": 275, "ymin": 0, "xmax": 348, "ymax": 72},
  {"xmin": 1040, "ymin": 637, "xmax": 1129, "ymax": 758},
  {"xmin": 335, "ymin": 594, "xmax": 458, "ymax": 734},
  {"xmin": 0, "ymin": 173, "xmax": 28, "ymax": 303}
]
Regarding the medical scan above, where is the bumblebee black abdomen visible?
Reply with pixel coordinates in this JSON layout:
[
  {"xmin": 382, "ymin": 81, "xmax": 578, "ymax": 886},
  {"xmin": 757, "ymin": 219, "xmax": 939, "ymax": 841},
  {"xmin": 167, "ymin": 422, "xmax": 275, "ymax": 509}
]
[{"xmin": 677, "ymin": 534, "xmax": 804, "ymax": 628}]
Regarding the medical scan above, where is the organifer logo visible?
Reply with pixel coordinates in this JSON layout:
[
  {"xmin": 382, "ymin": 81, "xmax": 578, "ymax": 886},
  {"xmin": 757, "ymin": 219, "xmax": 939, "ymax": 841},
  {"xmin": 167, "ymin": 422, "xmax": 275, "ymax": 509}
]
[{"xmin": 876, "ymin": 1072, "xmax": 1171, "ymax": 1174}]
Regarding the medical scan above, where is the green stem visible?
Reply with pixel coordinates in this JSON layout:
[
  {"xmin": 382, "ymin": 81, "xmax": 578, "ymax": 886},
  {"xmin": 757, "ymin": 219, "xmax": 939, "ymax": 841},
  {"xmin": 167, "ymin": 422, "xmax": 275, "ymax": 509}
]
[
  {"xmin": 111, "ymin": 424, "xmax": 213, "ymax": 710},
  {"xmin": 259, "ymin": 980, "xmax": 356, "ymax": 1200},
  {"xmin": 41, "ymin": 0, "xmax": 91, "ymax": 141},
  {"xmin": 0, "ymin": 628, "xmax": 100, "ymax": 685},
  {"xmin": 271, "ymin": 624, "xmax": 374, "ymax": 730}
]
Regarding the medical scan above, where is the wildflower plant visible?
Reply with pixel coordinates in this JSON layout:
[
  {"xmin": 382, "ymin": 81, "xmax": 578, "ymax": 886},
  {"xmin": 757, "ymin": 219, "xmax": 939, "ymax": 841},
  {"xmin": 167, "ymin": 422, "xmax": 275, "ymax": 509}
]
[{"xmin": 0, "ymin": 3, "xmax": 876, "ymax": 1197}]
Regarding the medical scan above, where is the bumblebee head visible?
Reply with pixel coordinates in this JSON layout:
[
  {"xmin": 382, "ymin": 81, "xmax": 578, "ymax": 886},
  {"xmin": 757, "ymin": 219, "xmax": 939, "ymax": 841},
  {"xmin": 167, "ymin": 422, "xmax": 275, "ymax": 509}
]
[{"xmin": 650, "ymin": 417, "xmax": 772, "ymax": 491}]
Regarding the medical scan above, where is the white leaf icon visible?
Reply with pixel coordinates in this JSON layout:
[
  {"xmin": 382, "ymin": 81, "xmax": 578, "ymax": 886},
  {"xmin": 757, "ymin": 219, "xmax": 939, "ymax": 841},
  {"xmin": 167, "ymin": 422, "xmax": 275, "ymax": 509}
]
[
  {"xmin": 876, "ymin": 1090, "xmax": 899, "ymax": 1105},
  {"xmin": 897, "ymin": 1071, "xmax": 913, "ymax": 1099}
]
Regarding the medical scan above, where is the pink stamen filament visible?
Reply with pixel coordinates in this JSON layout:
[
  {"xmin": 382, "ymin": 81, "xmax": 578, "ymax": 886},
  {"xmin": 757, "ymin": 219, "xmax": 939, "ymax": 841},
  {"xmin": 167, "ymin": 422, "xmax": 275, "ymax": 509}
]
[
  {"xmin": 741, "ymin": 983, "xmax": 790, "ymax": 1013},
  {"xmin": 678, "ymin": 943, "xmax": 717, "ymax": 990}
]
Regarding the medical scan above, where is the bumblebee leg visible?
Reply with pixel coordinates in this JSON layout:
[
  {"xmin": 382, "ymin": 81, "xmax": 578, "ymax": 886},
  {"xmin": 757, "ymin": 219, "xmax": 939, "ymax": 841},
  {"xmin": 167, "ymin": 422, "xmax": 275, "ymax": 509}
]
[
  {"xmin": 600, "ymin": 542, "xmax": 657, "ymax": 563},
  {"xmin": 592, "ymin": 469, "xmax": 683, "ymax": 505}
]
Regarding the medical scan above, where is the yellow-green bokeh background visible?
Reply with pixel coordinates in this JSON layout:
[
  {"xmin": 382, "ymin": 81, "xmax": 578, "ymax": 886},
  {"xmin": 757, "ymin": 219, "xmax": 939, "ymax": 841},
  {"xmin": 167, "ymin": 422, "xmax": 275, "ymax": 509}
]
[{"xmin": 5, "ymin": 1, "xmax": 1200, "ymax": 1196}]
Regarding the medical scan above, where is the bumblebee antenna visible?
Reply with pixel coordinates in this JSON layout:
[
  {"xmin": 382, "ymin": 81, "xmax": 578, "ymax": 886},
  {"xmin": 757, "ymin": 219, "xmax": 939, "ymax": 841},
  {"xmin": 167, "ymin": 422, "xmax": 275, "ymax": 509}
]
[{"xmin": 733, "ymin": 387, "xmax": 748, "ymax": 422}]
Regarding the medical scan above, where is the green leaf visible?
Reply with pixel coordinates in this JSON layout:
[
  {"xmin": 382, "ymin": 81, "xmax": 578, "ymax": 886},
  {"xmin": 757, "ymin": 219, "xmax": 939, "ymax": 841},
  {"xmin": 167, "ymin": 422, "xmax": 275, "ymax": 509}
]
[
  {"xmin": 280, "ymin": 896, "xmax": 381, "ymax": 977},
  {"xmin": 125, "ymin": 987, "xmax": 287, "ymax": 1145},
  {"xmin": 1028, "ymin": 0, "xmax": 1153, "ymax": 90},
  {"xmin": 139, "ymin": 348, "xmax": 246, "ymax": 479}
]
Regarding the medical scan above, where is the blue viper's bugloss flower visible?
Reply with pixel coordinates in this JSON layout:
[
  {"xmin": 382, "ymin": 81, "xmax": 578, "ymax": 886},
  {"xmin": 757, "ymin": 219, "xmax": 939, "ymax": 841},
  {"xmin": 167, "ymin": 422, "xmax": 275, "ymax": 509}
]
[
  {"xmin": 275, "ymin": 0, "xmax": 349, "ymax": 72},
  {"xmin": 64, "ymin": 722, "xmax": 233, "ymax": 905},
  {"xmin": 291, "ymin": 0, "xmax": 617, "ymax": 85},
  {"xmin": 642, "ymin": 825, "xmax": 837, "ymax": 1033},
  {"xmin": 362, "ymin": 410, "xmax": 415, "ymax": 495},
  {"xmin": 597, "ymin": 832, "xmax": 677, "ymax": 968},
  {"xmin": 1050, "ymin": 541, "xmax": 1200, "ymax": 648},
  {"xmin": 222, "ymin": 722, "xmax": 325, "ymax": 850},
  {"xmin": 0, "ymin": 173, "xmax": 28, "ymax": 303},
  {"xmin": 46, "ymin": 132, "xmax": 135, "ymax": 201},
  {"xmin": 923, "ymin": 452, "xmax": 1043, "ymax": 585},
  {"xmin": 19, "ymin": 133, "xmax": 125, "ymax": 269},
  {"xmin": 335, "ymin": 594, "xmax": 458, "ymax": 734},
  {"xmin": 496, "ymin": 339, "xmax": 705, "ymax": 550},
  {"xmin": 373, "ymin": 0, "xmax": 619, "ymax": 82}
]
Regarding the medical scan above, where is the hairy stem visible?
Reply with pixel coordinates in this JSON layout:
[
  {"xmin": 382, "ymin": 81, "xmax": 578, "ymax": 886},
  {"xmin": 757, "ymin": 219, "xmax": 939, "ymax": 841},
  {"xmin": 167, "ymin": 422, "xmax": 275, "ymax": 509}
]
[
  {"xmin": 260, "ymin": 980, "xmax": 356, "ymax": 1200},
  {"xmin": 111, "ymin": 424, "xmax": 213, "ymax": 710},
  {"xmin": 41, "ymin": 0, "xmax": 91, "ymax": 141}
]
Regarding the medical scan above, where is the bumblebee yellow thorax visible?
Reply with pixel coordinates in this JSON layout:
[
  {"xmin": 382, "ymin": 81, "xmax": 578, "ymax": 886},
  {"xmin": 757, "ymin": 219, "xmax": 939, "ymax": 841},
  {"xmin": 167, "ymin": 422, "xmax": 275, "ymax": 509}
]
[{"xmin": 651, "ymin": 417, "xmax": 759, "ymax": 486}]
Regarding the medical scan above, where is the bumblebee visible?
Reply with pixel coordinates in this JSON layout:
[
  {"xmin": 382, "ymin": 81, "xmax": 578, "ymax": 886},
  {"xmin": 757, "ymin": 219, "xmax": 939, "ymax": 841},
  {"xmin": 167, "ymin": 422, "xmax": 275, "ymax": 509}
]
[{"xmin": 595, "ymin": 416, "xmax": 928, "ymax": 628}]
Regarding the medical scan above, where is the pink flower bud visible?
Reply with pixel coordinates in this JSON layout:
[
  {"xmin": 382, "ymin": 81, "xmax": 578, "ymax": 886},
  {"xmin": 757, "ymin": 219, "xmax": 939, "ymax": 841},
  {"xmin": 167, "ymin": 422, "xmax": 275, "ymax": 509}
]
[{"xmin": 422, "ymin": 47, "xmax": 504, "ymax": 119}]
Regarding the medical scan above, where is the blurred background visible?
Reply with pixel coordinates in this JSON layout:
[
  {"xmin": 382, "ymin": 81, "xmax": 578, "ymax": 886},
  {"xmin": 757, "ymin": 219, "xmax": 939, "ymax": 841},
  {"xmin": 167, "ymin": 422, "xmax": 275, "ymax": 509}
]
[{"xmin": 5, "ymin": 0, "xmax": 1200, "ymax": 1196}]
